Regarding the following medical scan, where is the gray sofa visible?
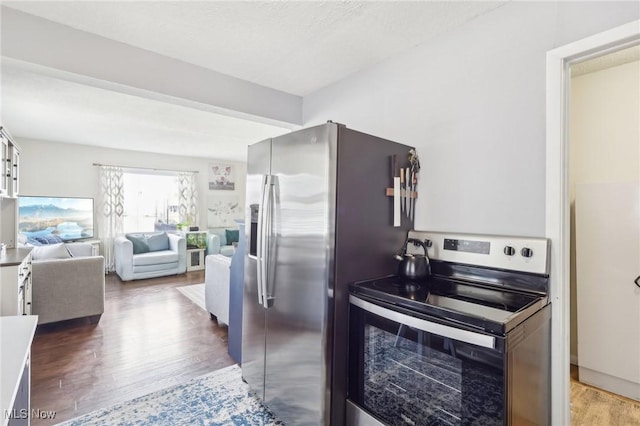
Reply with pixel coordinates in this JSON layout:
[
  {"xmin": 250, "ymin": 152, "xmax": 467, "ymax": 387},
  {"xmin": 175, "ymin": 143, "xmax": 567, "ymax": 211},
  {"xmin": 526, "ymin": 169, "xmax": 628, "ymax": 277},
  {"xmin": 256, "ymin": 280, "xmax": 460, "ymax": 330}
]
[
  {"xmin": 114, "ymin": 232, "xmax": 186, "ymax": 281},
  {"xmin": 31, "ymin": 242, "xmax": 105, "ymax": 325}
]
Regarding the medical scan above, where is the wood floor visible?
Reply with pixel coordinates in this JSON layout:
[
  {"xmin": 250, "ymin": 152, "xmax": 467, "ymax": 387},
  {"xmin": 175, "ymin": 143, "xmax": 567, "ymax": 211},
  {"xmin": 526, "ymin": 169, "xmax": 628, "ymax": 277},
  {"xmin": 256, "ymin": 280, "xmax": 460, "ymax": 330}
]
[
  {"xmin": 571, "ymin": 364, "xmax": 640, "ymax": 405},
  {"xmin": 30, "ymin": 271, "xmax": 234, "ymax": 426}
]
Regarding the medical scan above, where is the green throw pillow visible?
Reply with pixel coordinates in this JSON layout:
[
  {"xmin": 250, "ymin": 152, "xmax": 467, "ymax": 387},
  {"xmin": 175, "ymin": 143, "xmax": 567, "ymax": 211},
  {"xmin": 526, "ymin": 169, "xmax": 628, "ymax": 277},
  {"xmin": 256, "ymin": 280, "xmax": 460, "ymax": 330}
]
[
  {"xmin": 225, "ymin": 229, "xmax": 239, "ymax": 245},
  {"xmin": 126, "ymin": 234, "xmax": 150, "ymax": 254}
]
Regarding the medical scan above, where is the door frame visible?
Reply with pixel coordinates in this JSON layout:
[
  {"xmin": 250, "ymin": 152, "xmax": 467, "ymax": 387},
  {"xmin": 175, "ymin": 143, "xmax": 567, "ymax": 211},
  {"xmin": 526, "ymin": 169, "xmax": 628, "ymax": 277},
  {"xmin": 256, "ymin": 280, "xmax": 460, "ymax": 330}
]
[{"xmin": 545, "ymin": 19, "xmax": 640, "ymax": 425}]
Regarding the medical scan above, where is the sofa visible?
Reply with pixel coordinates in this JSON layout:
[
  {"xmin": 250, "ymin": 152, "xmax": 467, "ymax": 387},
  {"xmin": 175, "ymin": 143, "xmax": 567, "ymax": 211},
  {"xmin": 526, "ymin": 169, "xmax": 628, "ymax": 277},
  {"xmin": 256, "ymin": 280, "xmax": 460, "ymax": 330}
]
[
  {"xmin": 114, "ymin": 232, "xmax": 186, "ymax": 281},
  {"xmin": 205, "ymin": 254, "xmax": 231, "ymax": 325},
  {"xmin": 30, "ymin": 242, "xmax": 105, "ymax": 325},
  {"xmin": 207, "ymin": 227, "xmax": 239, "ymax": 257}
]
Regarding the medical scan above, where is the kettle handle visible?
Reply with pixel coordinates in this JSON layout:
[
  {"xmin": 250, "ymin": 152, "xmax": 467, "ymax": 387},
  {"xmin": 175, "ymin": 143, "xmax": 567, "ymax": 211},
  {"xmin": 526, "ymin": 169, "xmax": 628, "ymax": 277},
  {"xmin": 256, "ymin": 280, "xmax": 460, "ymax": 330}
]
[
  {"xmin": 406, "ymin": 238, "xmax": 428, "ymax": 256},
  {"xmin": 394, "ymin": 239, "xmax": 410, "ymax": 261}
]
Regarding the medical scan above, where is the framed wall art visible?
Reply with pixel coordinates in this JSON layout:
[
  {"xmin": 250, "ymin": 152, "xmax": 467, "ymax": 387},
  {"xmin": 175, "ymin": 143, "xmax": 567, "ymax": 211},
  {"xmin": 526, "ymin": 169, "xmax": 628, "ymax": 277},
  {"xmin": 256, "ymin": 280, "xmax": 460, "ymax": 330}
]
[
  {"xmin": 208, "ymin": 164, "xmax": 235, "ymax": 191},
  {"xmin": 207, "ymin": 194, "xmax": 242, "ymax": 227}
]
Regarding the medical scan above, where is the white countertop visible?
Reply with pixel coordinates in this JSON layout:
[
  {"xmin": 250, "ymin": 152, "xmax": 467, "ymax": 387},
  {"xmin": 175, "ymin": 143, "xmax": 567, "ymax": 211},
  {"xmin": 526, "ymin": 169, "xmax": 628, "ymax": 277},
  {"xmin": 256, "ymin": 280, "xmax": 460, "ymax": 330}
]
[{"xmin": 0, "ymin": 315, "xmax": 38, "ymax": 426}]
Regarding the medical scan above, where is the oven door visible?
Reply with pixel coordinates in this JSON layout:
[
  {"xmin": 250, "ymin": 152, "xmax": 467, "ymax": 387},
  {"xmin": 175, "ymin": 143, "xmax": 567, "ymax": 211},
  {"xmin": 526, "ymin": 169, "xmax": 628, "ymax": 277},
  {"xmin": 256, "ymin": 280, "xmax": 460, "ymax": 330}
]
[{"xmin": 348, "ymin": 295, "xmax": 506, "ymax": 426}]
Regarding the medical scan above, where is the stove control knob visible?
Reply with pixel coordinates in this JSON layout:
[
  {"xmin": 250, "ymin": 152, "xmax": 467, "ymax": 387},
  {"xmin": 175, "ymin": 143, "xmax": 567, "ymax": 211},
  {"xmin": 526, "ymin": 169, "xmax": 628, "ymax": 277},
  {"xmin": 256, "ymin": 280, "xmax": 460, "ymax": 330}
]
[
  {"xmin": 521, "ymin": 247, "xmax": 534, "ymax": 258},
  {"xmin": 503, "ymin": 246, "xmax": 516, "ymax": 256}
]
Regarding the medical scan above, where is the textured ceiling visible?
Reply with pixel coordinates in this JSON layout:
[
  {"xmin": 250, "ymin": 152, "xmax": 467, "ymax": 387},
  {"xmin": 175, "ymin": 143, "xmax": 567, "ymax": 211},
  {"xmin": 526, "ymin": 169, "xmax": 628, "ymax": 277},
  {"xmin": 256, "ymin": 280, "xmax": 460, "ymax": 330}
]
[
  {"xmin": 4, "ymin": 1, "xmax": 506, "ymax": 96},
  {"xmin": 571, "ymin": 44, "xmax": 640, "ymax": 77},
  {"xmin": 1, "ymin": 1, "xmax": 507, "ymax": 159}
]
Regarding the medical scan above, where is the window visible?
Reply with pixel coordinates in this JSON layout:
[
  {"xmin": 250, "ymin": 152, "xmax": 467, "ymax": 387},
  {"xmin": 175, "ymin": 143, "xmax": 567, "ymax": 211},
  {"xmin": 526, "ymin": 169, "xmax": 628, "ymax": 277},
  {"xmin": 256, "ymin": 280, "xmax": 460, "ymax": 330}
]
[{"xmin": 122, "ymin": 171, "xmax": 180, "ymax": 233}]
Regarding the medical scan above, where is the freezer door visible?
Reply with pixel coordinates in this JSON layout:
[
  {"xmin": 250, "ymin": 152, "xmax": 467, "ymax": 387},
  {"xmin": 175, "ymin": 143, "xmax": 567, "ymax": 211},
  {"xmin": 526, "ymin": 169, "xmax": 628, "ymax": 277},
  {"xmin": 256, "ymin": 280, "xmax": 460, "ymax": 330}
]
[
  {"xmin": 264, "ymin": 124, "xmax": 336, "ymax": 425},
  {"xmin": 242, "ymin": 138, "xmax": 271, "ymax": 400}
]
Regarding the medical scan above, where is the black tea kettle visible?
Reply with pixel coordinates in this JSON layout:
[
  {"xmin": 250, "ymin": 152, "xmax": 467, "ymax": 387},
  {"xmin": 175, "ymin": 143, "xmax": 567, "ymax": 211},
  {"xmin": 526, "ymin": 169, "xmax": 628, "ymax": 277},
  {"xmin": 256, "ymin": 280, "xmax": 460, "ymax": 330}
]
[{"xmin": 395, "ymin": 238, "xmax": 431, "ymax": 281}]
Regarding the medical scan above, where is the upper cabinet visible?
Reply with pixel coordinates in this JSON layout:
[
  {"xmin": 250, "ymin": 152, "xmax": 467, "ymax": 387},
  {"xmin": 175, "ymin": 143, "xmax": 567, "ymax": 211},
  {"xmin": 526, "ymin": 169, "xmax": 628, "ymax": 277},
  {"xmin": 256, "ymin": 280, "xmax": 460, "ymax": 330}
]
[
  {"xmin": 0, "ymin": 127, "xmax": 21, "ymax": 198},
  {"xmin": 1, "ymin": 130, "xmax": 9, "ymax": 197}
]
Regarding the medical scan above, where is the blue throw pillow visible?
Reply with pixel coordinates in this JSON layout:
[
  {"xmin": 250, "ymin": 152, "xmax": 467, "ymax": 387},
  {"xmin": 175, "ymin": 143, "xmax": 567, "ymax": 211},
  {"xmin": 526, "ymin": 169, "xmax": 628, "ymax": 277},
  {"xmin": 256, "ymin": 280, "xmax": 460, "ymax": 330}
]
[
  {"xmin": 34, "ymin": 235, "xmax": 65, "ymax": 245},
  {"xmin": 225, "ymin": 229, "xmax": 239, "ymax": 245},
  {"xmin": 126, "ymin": 234, "xmax": 149, "ymax": 254},
  {"xmin": 26, "ymin": 238, "xmax": 43, "ymax": 246},
  {"xmin": 146, "ymin": 232, "xmax": 169, "ymax": 252}
]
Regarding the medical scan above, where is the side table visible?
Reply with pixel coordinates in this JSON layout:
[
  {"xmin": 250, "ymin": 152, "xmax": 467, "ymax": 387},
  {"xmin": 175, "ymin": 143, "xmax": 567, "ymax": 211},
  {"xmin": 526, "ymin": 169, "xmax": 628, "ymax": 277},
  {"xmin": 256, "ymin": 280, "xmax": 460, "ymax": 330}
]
[{"xmin": 186, "ymin": 248, "xmax": 205, "ymax": 271}]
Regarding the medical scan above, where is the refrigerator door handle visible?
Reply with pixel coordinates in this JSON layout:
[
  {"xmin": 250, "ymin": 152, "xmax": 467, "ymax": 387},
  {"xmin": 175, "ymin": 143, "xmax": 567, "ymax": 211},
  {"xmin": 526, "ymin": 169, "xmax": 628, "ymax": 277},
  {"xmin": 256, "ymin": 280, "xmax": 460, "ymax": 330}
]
[
  {"xmin": 256, "ymin": 174, "xmax": 271, "ymax": 307},
  {"xmin": 262, "ymin": 175, "xmax": 275, "ymax": 307},
  {"xmin": 264, "ymin": 176, "xmax": 279, "ymax": 308}
]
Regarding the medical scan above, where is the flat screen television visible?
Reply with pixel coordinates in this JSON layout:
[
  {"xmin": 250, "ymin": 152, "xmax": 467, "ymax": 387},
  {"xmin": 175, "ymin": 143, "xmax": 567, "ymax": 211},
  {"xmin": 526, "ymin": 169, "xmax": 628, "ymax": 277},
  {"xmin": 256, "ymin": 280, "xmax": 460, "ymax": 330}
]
[{"xmin": 18, "ymin": 196, "xmax": 95, "ymax": 243}]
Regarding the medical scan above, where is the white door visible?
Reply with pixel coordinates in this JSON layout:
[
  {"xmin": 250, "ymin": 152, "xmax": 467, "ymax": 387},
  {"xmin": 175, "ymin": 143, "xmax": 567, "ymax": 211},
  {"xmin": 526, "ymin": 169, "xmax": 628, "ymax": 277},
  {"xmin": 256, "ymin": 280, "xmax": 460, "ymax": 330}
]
[{"xmin": 575, "ymin": 181, "xmax": 640, "ymax": 401}]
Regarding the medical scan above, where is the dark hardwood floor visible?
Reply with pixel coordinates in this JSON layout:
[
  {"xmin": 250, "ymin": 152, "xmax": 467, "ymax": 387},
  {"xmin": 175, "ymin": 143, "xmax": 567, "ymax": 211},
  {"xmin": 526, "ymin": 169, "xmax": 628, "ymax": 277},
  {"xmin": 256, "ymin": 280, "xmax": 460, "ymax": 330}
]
[{"xmin": 30, "ymin": 271, "xmax": 234, "ymax": 425}]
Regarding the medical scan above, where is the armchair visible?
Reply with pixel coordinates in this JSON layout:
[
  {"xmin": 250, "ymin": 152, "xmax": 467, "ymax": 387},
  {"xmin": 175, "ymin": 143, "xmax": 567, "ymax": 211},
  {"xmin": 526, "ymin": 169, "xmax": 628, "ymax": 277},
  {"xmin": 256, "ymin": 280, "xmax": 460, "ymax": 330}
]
[
  {"xmin": 114, "ymin": 232, "xmax": 186, "ymax": 281},
  {"xmin": 206, "ymin": 228, "xmax": 239, "ymax": 257},
  {"xmin": 31, "ymin": 243, "xmax": 105, "ymax": 325}
]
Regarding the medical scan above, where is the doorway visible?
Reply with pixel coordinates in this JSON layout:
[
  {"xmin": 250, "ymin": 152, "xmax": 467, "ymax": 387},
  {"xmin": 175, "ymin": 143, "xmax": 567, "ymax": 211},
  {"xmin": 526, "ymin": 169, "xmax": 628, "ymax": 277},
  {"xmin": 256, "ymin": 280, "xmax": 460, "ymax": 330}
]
[
  {"xmin": 568, "ymin": 45, "xmax": 639, "ymax": 404},
  {"xmin": 545, "ymin": 20, "xmax": 640, "ymax": 425}
]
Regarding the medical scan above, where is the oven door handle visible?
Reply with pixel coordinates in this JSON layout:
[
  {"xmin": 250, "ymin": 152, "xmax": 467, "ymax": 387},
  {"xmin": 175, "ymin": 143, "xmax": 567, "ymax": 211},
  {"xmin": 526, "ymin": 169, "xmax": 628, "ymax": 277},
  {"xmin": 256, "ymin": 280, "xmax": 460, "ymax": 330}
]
[{"xmin": 350, "ymin": 295, "xmax": 496, "ymax": 349}]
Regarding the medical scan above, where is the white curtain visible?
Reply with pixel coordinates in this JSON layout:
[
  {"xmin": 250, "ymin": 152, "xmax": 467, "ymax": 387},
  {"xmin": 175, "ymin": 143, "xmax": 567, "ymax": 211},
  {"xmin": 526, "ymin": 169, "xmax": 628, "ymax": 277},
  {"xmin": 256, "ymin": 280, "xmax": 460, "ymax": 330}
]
[
  {"xmin": 98, "ymin": 166, "xmax": 124, "ymax": 273},
  {"xmin": 177, "ymin": 171, "xmax": 199, "ymax": 227}
]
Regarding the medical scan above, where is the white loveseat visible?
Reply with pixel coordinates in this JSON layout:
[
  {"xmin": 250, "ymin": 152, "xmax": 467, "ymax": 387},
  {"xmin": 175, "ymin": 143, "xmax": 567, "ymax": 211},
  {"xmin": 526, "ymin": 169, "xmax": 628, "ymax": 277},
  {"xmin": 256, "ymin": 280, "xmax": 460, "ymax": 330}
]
[
  {"xmin": 206, "ymin": 228, "xmax": 239, "ymax": 257},
  {"xmin": 114, "ymin": 232, "xmax": 186, "ymax": 281}
]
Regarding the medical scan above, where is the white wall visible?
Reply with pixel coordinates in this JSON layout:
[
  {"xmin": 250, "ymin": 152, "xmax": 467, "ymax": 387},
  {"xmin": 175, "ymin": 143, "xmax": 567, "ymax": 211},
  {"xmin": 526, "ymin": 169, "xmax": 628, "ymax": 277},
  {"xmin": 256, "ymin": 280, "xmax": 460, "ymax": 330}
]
[
  {"xmin": 16, "ymin": 138, "xmax": 246, "ymax": 236},
  {"xmin": 569, "ymin": 61, "xmax": 640, "ymax": 186},
  {"xmin": 303, "ymin": 1, "xmax": 639, "ymax": 237},
  {"xmin": 568, "ymin": 59, "xmax": 640, "ymax": 361}
]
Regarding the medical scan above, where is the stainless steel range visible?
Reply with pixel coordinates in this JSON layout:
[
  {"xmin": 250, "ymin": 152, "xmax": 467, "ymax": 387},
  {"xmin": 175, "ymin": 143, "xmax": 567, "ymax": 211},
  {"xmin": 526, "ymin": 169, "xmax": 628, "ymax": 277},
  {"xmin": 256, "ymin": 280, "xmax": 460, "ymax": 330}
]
[{"xmin": 347, "ymin": 231, "xmax": 551, "ymax": 426}]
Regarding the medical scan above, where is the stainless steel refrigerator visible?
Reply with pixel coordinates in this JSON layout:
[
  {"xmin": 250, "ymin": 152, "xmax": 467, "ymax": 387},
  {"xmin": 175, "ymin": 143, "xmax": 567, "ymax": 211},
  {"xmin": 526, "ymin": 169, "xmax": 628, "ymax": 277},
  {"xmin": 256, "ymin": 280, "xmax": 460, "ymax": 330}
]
[{"xmin": 242, "ymin": 122, "xmax": 413, "ymax": 425}]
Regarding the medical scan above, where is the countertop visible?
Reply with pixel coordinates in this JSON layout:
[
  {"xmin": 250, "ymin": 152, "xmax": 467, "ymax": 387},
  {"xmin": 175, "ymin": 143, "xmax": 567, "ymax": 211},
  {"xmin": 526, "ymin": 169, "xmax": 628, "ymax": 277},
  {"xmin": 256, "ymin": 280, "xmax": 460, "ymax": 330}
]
[
  {"xmin": 0, "ymin": 247, "xmax": 32, "ymax": 268},
  {"xmin": 0, "ymin": 315, "xmax": 38, "ymax": 426}
]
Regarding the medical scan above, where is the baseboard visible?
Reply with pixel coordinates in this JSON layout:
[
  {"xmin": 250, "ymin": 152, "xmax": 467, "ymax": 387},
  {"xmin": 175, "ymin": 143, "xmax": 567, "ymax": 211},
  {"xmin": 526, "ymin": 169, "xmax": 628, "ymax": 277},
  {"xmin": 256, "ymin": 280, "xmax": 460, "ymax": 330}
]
[
  {"xmin": 570, "ymin": 354, "xmax": 578, "ymax": 366},
  {"xmin": 579, "ymin": 366, "xmax": 640, "ymax": 401}
]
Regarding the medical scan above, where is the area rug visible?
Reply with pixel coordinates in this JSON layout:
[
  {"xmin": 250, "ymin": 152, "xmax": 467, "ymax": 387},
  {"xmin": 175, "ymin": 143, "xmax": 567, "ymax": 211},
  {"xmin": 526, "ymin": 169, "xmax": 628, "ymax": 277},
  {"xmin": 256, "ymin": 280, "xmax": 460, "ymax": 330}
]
[
  {"xmin": 176, "ymin": 283, "xmax": 206, "ymax": 312},
  {"xmin": 571, "ymin": 380, "xmax": 640, "ymax": 425},
  {"xmin": 57, "ymin": 364, "xmax": 282, "ymax": 426}
]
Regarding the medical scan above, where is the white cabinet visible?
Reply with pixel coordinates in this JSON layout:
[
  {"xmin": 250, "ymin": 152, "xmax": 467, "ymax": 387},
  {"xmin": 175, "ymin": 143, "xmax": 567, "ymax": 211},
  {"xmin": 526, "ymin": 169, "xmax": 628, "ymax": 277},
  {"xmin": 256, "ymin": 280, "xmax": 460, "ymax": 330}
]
[
  {"xmin": 1, "ymin": 316, "xmax": 37, "ymax": 426},
  {"xmin": 187, "ymin": 248, "xmax": 205, "ymax": 271},
  {"xmin": 575, "ymin": 181, "xmax": 640, "ymax": 401},
  {"xmin": 0, "ymin": 127, "xmax": 20, "ymax": 199},
  {"xmin": 0, "ymin": 127, "xmax": 22, "ymax": 250},
  {"xmin": 9, "ymin": 143, "xmax": 20, "ymax": 198},
  {"xmin": 0, "ymin": 131, "xmax": 9, "ymax": 198},
  {"xmin": 0, "ymin": 249, "xmax": 33, "ymax": 316},
  {"xmin": 183, "ymin": 231, "xmax": 207, "ymax": 271}
]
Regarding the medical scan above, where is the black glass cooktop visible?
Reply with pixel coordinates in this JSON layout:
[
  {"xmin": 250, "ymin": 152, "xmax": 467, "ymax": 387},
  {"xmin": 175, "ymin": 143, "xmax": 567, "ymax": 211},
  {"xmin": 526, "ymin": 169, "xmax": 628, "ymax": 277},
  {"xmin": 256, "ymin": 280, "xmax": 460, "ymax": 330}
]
[{"xmin": 350, "ymin": 275, "xmax": 546, "ymax": 335}]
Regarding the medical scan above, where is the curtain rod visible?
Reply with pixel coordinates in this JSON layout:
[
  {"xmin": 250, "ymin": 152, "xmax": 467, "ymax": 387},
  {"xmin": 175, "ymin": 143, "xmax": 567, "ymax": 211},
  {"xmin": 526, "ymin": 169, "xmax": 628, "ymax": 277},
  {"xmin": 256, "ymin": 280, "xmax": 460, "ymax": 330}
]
[{"xmin": 92, "ymin": 162, "xmax": 199, "ymax": 174}]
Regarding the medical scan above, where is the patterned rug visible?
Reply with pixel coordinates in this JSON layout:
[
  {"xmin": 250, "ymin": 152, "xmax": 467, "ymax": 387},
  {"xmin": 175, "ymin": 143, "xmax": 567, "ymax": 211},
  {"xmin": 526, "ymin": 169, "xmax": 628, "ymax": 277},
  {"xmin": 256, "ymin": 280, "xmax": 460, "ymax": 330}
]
[
  {"xmin": 56, "ymin": 365, "xmax": 283, "ymax": 426},
  {"xmin": 176, "ymin": 283, "xmax": 206, "ymax": 312}
]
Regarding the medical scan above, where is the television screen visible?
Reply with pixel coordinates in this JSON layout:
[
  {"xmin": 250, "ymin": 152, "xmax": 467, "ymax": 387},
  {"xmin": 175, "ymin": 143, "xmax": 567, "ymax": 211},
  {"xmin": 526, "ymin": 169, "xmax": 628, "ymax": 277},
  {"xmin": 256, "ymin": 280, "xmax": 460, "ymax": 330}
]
[{"xmin": 18, "ymin": 196, "xmax": 95, "ymax": 243}]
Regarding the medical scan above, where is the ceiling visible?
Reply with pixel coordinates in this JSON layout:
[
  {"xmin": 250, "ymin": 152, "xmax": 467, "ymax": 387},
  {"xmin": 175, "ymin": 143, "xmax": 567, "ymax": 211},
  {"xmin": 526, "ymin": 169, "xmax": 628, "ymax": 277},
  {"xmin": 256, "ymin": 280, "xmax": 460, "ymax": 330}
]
[
  {"xmin": 1, "ymin": 64, "xmax": 294, "ymax": 160},
  {"xmin": 3, "ymin": 2, "xmax": 637, "ymax": 162},
  {"xmin": 1, "ymin": 1, "xmax": 510, "ymax": 160},
  {"xmin": 571, "ymin": 44, "xmax": 640, "ymax": 77},
  {"xmin": 4, "ymin": 1, "xmax": 508, "ymax": 96}
]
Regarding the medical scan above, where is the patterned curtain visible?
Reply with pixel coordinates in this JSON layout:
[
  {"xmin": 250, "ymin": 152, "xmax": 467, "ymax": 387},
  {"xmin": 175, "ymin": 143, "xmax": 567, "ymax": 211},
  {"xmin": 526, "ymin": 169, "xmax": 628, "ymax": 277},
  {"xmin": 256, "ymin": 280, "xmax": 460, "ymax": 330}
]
[
  {"xmin": 98, "ymin": 166, "xmax": 124, "ymax": 273},
  {"xmin": 177, "ymin": 171, "xmax": 199, "ymax": 227}
]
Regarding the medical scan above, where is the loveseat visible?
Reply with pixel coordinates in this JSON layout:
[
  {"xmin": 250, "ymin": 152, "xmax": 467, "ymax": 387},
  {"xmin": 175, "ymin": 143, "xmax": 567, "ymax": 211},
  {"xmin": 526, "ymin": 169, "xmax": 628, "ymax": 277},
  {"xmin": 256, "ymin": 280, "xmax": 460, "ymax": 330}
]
[
  {"xmin": 30, "ymin": 242, "xmax": 105, "ymax": 325},
  {"xmin": 114, "ymin": 232, "xmax": 186, "ymax": 281},
  {"xmin": 207, "ymin": 227, "xmax": 239, "ymax": 257}
]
